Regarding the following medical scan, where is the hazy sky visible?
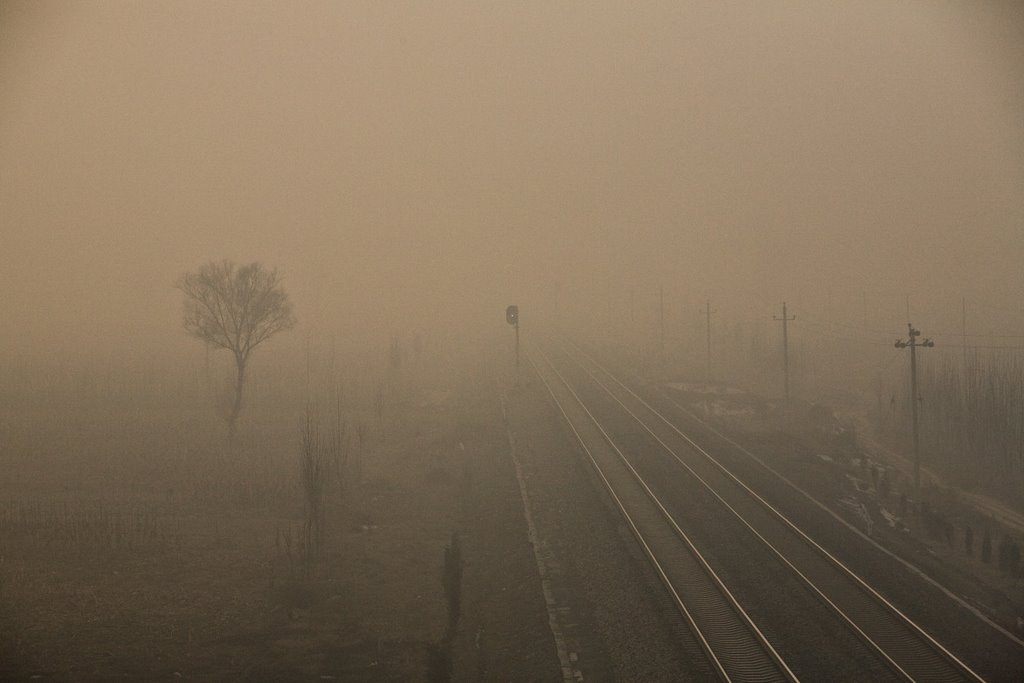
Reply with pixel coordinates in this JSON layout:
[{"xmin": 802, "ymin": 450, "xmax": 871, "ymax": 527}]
[{"xmin": 2, "ymin": 1, "xmax": 1022, "ymax": 356}]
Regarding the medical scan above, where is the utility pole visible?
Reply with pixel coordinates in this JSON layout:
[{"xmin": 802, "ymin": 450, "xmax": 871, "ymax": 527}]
[
  {"xmin": 961, "ymin": 297, "xmax": 968, "ymax": 370},
  {"xmin": 827, "ymin": 289, "xmax": 833, "ymax": 337},
  {"xmin": 659, "ymin": 285, "xmax": 665, "ymax": 366},
  {"xmin": 554, "ymin": 283, "xmax": 561, "ymax": 328},
  {"xmin": 705, "ymin": 300, "xmax": 716, "ymax": 383},
  {"xmin": 895, "ymin": 323, "xmax": 934, "ymax": 503},
  {"xmin": 774, "ymin": 302, "xmax": 796, "ymax": 399}
]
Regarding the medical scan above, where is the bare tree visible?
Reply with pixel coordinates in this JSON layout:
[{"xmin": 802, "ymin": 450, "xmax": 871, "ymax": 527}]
[
  {"xmin": 178, "ymin": 260, "xmax": 296, "ymax": 440},
  {"xmin": 299, "ymin": 407, "xmax": 328, "ymax": 576}
]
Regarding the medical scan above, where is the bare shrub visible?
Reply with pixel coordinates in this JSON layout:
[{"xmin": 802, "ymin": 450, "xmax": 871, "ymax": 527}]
[
  {"xmin": 443, "ymin": 532, "xmax": 463, "ymax": 640},
  {"xmin": 426, "ymin": 532, "xmax": 464, "ymax": 683},
  {"xmin": 353, "ymin": 419, "xmax": 367, "ymax": 489},
  {"xmin": 330, "ymin": 389, "xmax": 348, "ymax": 504},
  {"xmin": 916, "ymin": 354, "xmax": 1024, "ymax": 502},
  {"xmin": 297, "ymin": 400, "xmax": 348, "ymax": 578},
  {"xmin": 425, "ymin": 642, "xmax": 453, "ymax": 683},
  {"xmin": 299, "ymin": 408, "xmax": 328, "ymax": 577}
]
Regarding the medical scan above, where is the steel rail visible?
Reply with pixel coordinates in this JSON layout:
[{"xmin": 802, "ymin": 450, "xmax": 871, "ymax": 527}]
[
  {"xmin": 652, "ymin": 384, "xmax": 1024, "ymax": 652},
  {"xmin": 527, "ymin": 343, "xmax": 798, "ymax": 682},
  {"xmin": 558, "ymin": 338, "xmax": 986, "ymax": 683}
]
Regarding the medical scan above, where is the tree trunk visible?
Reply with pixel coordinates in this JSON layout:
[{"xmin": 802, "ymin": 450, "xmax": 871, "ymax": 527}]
[{"xmin": 228, "ymin": 352, "xmax": 247, "ymax": 444}]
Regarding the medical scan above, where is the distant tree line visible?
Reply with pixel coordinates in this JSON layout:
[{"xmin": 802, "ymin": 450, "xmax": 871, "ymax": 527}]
[{"xmin": 903, "ymin": 354, "xmax": 1024, "ymax": 503}]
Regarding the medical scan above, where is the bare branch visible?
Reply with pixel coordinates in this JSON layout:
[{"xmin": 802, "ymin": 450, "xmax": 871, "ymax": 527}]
[
  {"xmin": 177, "ymin": 260, "xmax": 296, "ymax": 439},
  {"xmin": 177, "ymin": 260, "xmax": 295, "ymax": 355}
]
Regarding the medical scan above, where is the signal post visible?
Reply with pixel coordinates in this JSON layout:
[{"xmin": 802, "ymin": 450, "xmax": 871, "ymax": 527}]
[{"xmin": 506, "ymin": 304, "xmax": 519, "ymax": 369}]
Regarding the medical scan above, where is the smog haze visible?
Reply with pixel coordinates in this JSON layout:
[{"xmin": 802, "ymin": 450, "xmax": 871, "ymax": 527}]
[
  {"xmin": 2, "ymin": 1, "xmax": 1022, "ymax": 358},
  {"xmin": 7, "ymin": 3, "xmax": 1024, "ymax": 680}
]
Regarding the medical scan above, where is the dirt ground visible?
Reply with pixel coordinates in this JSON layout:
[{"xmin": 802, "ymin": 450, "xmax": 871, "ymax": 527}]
[
  {"xmin": 10, "ymin": 347, "xmax": 1019, "ymax": 681},
  {"xmin": 0, "ymin": 353, "xmax": 558, "ymax": 681}
]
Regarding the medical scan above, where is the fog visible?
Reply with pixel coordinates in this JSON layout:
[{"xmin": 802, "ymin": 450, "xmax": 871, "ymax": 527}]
[
  {"xmin": 6, "ymin": 4, "xmax": 1024, "ymax": 678},
  {"xmin": 2, "ymin": 1, "xmax": 1022, "ymax": 360}
]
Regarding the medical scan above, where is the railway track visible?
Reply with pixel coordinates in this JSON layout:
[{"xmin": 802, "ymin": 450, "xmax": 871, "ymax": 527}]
[
  {"xmin": 528, "ymin": 343, "xmax": 797, "ymax": 682},
  {"xmin": 530, "ymin": 337, "xmax": 992, "ymax": 681}
]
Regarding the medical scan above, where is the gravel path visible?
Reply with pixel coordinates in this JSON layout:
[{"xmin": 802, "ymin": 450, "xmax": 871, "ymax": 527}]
[{"xmin": 503, "ymin": 372, "xmax": 711, "ymax": 681}]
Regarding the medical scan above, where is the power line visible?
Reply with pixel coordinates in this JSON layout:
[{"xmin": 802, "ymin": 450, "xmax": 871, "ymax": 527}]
[
  {"xmin": 924, "ymin": 332, "xmax": 1024, "ymax": 339},
  {"xmin": 932, "ymin": 344, "xmax": 1024, "ymax": 351},
  {"xmin": 803, "ymin": 312, "xmax": 1024, "ymax": 342},
  {"xmin": 864, "ymin": 341, "xmax": 1024, "ymax": 350},
  {"xmin": 796, "ymin": 313, "xmax": 899, "ymax": 337},
  {"xmin": 799, "ymin": 319, "xmax": 892, "ymax": 345}
]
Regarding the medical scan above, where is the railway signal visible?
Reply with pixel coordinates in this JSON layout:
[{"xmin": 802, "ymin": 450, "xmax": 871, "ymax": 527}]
[
  {"xmin": 506, "ymin": 304, "xmax": 519, "ymax": 369},
  {"xmin": 895, "ymin": 323, "xmax": 934, "ymax": 504}
]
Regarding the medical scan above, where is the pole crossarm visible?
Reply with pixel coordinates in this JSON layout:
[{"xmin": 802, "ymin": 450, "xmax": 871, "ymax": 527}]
[{"xmin": 894, "ymin": 324, "xmax": 934, "ymax": 350}]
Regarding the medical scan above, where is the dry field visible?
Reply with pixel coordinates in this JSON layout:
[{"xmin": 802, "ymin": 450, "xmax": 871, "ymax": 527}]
[{"xmin": 0, "ymin": 346, "xmax": 556, "ymax": 681}]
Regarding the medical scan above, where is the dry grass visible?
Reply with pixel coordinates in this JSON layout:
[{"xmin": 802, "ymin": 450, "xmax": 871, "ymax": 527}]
[{"xmin": 0, "ymin": 341, "xmax": 475, "ymax": 680}]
